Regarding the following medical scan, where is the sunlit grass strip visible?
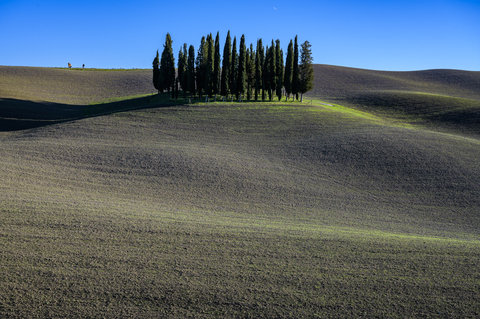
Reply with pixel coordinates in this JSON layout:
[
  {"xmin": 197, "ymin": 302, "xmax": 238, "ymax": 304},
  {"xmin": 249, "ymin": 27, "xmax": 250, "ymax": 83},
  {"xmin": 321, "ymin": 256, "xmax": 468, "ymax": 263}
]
[{"xmin": 125, "ymin": 207, "xmax": 480, "ymax": 246}]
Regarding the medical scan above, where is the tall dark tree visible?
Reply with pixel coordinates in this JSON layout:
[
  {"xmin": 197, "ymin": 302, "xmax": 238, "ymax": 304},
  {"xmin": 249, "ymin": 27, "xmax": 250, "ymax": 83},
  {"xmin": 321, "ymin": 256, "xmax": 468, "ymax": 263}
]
[
  {"xmin": 254, "ymin": 39, "xmax": 263, "ymax": 101},
  {"xmin": 230, "ymin": 36, "xmax": 238, "ymax": 99},
  {"xmin": 159, "ymin": 33, "xmax": 176, "ymax": 96},
  {"xmin": 262, "ymin": 45, "xmax": 270, "ymax": 100},
  {"xmin": 186, "ymin": 45, "xmax": 196, "ymax": 96},
  {"xmin": 299, "ymin": 40, "xmax": 314, "ymax": 102},
  {"xmin": 221, "ymin": 31, "xmax": 232, "ymax": 97},
  {"xmin": 275, "ymin": 40, "xmax": 284, "ymax": 101},
  {"xmin": 152, "ymin": 50, "xmax": 161, "ymax": 93},
  {"xmin": 177, "ymin": 48, "xmax": 184, "ymax": 91},
  {"xmin": 205, "ymin": 33, "xmax": 214, "ymax": 97},
  {"xmin": 175, "ymin": 78, "xmax": 179, "ymax": 99},
  {"xmin": 292, "ymin": 35, "xmax": 300, "ymax": 101},
  {"xmin": 260, "ymin": 43, "xmax": 266, "ymax": 101},
  {"xmin": 237, "ymin": 35, "xmax": 247, "ymax": 100},
  {"xmin": 177, "ymin": 44, "xmax": 188, "ymax": 94},
  {"xmin": 266, "ymin": 41, "xmax": 276, "ymax": 101},
  {"xmin": 246, "ymin": 44, "xmax": 255, "ymax": 100},
  {"xmin": 213, "ymin": 32, "xmax": 221, "ymax": 97},
  {"xmin": 284, "ymin": 40, "xmax": 293, "ymax": 100},
  {"xmin": 196, "ymin": 36, "xmax": 206, "ymax": 98}
]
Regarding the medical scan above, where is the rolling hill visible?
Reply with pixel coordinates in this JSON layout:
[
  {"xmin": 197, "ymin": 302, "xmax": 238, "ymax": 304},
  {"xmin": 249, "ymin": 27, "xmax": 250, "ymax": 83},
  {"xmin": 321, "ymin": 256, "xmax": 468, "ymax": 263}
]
[{"xmin": 0, "ymin": 65, "xmax": 479, "ymax": 317}]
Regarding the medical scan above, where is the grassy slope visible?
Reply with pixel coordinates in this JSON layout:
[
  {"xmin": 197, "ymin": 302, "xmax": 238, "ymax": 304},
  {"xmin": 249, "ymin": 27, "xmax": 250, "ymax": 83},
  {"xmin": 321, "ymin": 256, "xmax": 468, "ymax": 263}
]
[
  {"xmin": 1, "ymin": 66, "xmax": 480, "ymax": 317},
  {"xmin": 0, "ymin": 66, "xmax": 153, "ymax": 105},
  {"xmin": 310, "ymin": 64, "xmax": 480, "ymax": 136}
]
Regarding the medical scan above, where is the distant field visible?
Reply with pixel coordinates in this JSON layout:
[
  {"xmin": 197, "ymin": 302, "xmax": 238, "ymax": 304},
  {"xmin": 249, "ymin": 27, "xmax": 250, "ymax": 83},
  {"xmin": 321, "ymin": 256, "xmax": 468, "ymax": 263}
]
[
  {"xmin": 310, "ymin": 64, "xmax": 480, "ymax": 136},
  {"xmin": 1, "ymin": 66, "xmax": 479, "ymax": 317},
  {"xmin": 0, "ymin": 66, "xmax": 153, "ymax": 105}
]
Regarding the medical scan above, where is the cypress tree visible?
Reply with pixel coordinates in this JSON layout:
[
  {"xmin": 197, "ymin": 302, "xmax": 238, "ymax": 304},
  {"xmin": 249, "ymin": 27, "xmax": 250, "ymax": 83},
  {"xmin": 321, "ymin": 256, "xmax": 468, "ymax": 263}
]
[
  {"xmin": 275, "ymin": 40, "xmax": 283, "ymax": 101},
  {"xmin": 246, "ymin": 44, "xmax": 255, "ymax": 101},
  {"xmin": 181, "ymin": 44, "xmax": 188, "ymax": 94},
  {"xmin": 268, "ymin": 40, "xmax": 277, "ymax": 101},
  {"xmin": 237, "ymin": 35, "xmax": 247, "ymax": 100},
  {"xmin": 260, "ymin": 43, "xmax": 266, "ymax": 101},
  {"xmin": 177, "ymin": 48, "xmax": 184, "ymax": 91},
  {"xmin": 292, "ymin": 35, "xmax": 300, "ymax": 101},
  {"xmin": 160, "ymin": 33, "xmax": 175, "ymax": 95},
  {"xmin": 213, "ymin": 32, "xmax": 221, "ymax": 97},
  {"xmin": 299, "ymin": 40, "xmax": 314, "ymax": 102},
  {"xmin": 268, "ymin": 41, "xmax": 276, "ymax": 101},
  {"xmin": 177, "ymin": 45, "xmax": 187, "ymax": 94},
  {"xmin": 284, "ymin": 40, "xmax": 293, "ymax": 100},
  {"xmin": 254, "ymin": 39, "xmax": 263, "ymax": 101},
  {"xmin": 263, "ymin": 45, "xmax": 270, "ymax": 101},
  {"xmin": 187, "ymin": 45, "xmax": 196, "ymax": 96},
  {"xmin": 152, "ymin": 50, "xmax": 161, "ymax": 93},
  {"xmin": 206, "ymin": 33, "xmax": 214, "ymax": 97},
  {"xmin": 230, "ymin": 37, "xmax": 238, "ymax": 99},
  {"xmin": 221, "ymin": 31, "xmax": 231, "ymax": 97},
  {"xmin": 175, "ymin": 78, "xmax": 179, "ymax": 99},
  {"xmin": 196, "ymin": 36, "xmax": 206, "ymax": 98}
]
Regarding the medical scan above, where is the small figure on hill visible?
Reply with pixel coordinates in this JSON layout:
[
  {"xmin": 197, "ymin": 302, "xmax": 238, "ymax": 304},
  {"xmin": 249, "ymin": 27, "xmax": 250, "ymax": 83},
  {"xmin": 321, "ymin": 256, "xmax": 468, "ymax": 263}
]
[
  {"xmin": 68, "ymin": 62, "xmax": 72, "ymax": 69},
  {"xmin": 82, "ymin": 64, "xmax": 85, "ymax": 69}
]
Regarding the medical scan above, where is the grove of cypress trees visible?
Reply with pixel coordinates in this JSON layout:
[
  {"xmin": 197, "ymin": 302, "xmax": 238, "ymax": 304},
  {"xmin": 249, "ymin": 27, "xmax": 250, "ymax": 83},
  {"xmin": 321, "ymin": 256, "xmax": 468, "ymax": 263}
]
[
  {"xmin": 160, "ymin": 33, "xmax": 175, "ymax": 96},
  {"xmin": 221, "ymin": 31, "xmax": 231, "ymax": 98},
  {"xmin": 230, "ymin": 36, "xmax": 238, "ymax": 99},
  {"xmin": 152, "ymin": 50, "xmax": 161, "ymax": 93},
  {"xmin": 196, "ymin": 36, "xmax": 206, "ymax": 98},
  {"xmin": 299, "ymin": 40, "xmax": 314, "ymax": 102},
  {"xmin": 284, "ymin": 40, "xmax": 293, "ymax": 100},
  {"xmin": 213, "ymin": 32, "xmax": 221, "ymax": 97},
  {"xmin": 254, "ymin": 39, "xmax": 263, "ymax": 101},
  {"xmin": 187, "ymin": 45, "xmax": 196, "ymax": 96},
  {"xmin": 292, "ymin": 35, "xmax": 300, "ymax": 101},
  {"xmin": 275, "ymin": 40, "xmax": 283, "ymax": 101},
  {"xmin": 153, "ymin": 32, "xmax": 312, "ymax": 102}
]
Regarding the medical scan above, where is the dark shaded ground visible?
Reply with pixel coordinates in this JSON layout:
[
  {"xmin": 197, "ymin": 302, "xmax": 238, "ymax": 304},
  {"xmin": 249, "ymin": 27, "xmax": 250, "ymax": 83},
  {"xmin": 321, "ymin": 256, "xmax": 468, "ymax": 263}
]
[{"xmin": 0, "ymin": 95, "xmax": 183, "ymax": 131}]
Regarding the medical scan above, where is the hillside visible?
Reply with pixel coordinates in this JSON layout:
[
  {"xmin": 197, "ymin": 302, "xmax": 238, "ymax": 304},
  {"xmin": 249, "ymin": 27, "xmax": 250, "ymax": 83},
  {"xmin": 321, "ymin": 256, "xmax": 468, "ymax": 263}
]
[
  {"xmin": 310, "ymin": 64, "xmax": 480, "ymax": 100},
  {"xmin": 0, "ymin": 66, "xmax": 153, "ymax": 105},
  {"xmin": 2, "ymin": 64, "xmax": 479, "ymax": 136},
  {"xmin": 309, "ymin": 65, "xmax": 480, "ymax": 136},
  {"xmin": 1, "ymin": 65, "xmax": 479, "ymax": 317}
]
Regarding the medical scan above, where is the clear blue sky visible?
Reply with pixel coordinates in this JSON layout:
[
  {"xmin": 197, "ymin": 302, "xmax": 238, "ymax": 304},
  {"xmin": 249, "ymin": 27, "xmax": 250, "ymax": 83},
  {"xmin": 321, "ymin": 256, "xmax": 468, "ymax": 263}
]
[{"xmin": 1, "ymin": 0, "xmax": 479, "ymax": 71}]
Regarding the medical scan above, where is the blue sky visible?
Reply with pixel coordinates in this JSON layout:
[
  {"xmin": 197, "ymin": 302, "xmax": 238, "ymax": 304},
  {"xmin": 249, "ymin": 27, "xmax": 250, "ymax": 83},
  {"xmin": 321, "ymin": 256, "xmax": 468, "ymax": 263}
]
[{"xmin": 1, "ymin": 0, "xmax": 479, "ymax": 70}]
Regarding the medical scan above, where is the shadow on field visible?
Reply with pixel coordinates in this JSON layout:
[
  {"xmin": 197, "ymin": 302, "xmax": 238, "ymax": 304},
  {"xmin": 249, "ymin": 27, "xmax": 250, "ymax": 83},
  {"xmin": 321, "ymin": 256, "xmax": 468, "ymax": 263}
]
[
  {"xmin": 342, "ymin": 92, "xmax": 480, "ymax": 135},
  {"xmin": 0, "ymin": 95, "xmax": 178, "ymax": 131}
]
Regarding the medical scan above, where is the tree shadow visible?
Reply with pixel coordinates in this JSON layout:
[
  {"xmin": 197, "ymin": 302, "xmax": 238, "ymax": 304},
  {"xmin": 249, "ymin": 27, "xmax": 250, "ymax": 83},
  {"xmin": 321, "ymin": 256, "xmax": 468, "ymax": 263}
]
[{"xmin": 0, "ymin": 95, "xmax": 180, "ymax": 132}]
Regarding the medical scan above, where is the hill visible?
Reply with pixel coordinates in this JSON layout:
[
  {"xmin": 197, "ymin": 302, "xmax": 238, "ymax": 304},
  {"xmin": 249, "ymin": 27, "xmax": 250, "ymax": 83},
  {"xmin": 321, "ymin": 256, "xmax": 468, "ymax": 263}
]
[
  {"xmin": 309, "ymin": 65, "xmax": 480, "ymax": 136},
  {"xmin": 0, "ymin": 66, "xmax": 153, "ymax": 105},
  {"xmin": 2, "ymin": 64, "xmax": 479, "ymax": 136},
  {"xmin": 1, "ymin": 65, "xmax": 479, "ymax": 317},
  {"xmin": 310, "ymin": 64, "xmax": 480, "ymax": 100}
]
